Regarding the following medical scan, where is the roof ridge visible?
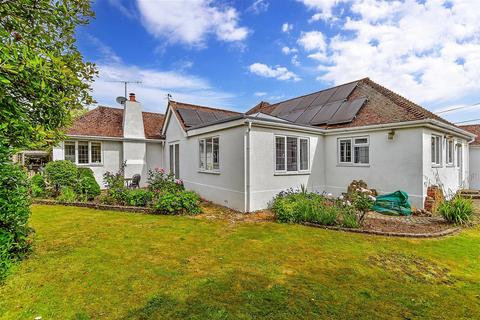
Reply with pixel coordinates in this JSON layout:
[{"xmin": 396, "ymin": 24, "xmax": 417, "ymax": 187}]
[
  {"xmin": 169, "ymin": 100, "xmax": 241, "ymax": 114},
  {"xmin": 364, "ymin": 78, "xmax": 455, "ymax": 127},
  {"xmin": 268, "ymin": 77, "xmax": 369, "ymax": 107}
]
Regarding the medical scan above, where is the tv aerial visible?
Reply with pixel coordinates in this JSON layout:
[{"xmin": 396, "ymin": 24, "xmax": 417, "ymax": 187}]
[{"xmin": 108, "ymin": 80, "xmax": 142, "ymax": 98}]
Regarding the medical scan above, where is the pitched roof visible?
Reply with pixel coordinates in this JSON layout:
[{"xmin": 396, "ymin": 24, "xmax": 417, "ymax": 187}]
[
  {"xmin": 67, "ymin": 106, "xmax": 164, "ymax": 139},
  {"xmin": 169, "ymin": 100, "xmax": 241, "ymax": 129},
  {"xmin": 459, "ymin": 124, "xmax": 480, "ymax": 145},
  {"xmin": 246, "ymin": 78, "xmax": 455, "ymax": 129}
]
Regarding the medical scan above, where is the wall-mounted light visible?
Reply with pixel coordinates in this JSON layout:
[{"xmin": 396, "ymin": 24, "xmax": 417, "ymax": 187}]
[{"xmin": 388, "ymin": 130, "xmax": 396, "ymax": 140}]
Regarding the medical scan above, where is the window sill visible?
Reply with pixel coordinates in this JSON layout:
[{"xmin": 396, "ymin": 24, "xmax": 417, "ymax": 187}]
[
  {"xmin": 337, "ymin": 163, "xmax": 370, "ymax": 167},
  {"xmin": 446, "ymin": 164, "xmax": 455, "ymax": 168},
  {"xmin": 431, "ymin": 164, "xmax": 443, "ymax": 168},
  {"xmin": 274, "ymin": 171, "xmax": 311, "ymax": 176},
  {"xmin": 198, "ymin": 170, "xmax": 220, "ymax": 175},
  {"xmin": 77, "ymin": 163, "xmax": 103, "ymax": 167}
]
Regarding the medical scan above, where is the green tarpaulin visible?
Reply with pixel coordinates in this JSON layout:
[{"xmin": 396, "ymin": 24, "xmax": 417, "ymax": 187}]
[{"xmin": 372, "ymin": 190, "xmax": 412, "ymax": 216}]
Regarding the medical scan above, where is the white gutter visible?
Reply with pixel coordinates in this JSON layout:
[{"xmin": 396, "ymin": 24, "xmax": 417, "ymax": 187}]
[{"xmin": 67, "ymin": 135, "xmax": 164, "ymax": 143}]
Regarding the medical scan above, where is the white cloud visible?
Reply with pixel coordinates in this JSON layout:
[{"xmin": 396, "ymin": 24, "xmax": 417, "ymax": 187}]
[
  {"xmin": 247, "ymin": 0, "xmax": 269, "ymax": 14},
  {"xmin": 298, "ymin": 31, "xmax": 327, "ymax": 52},
  {"xmin": 136, "ymin": 0, "xmax": 249, "ymax": 46},
  {"xmin": 296, "ymin": 0, "xmax": 480, "ymax": 105},
  {"xmin": 281, "ymin": 22, "xmax": 293, "ymax": 33},
  {"xmin": 254, "ymin": 91, "xmax": 267, "ymax": 97},
  {"xmin": 92, "ymin": 63, "xmax": 237, "ymax": 112},
  {"xmin": 298, "ymin": 0, "xmax": 345, "ymax": 21},
  {"xmin": 249, "ymin": 63, "xmax": 301, "ymax": 81},
  {"xmin": 281, "ymin": 46, "xmax": 298, "ymax": 55}
]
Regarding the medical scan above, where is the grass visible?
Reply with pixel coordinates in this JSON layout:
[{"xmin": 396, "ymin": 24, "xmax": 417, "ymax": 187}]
[{"xmin": 1, "ymin": 204, "xmax": 480, "ymax": 319}]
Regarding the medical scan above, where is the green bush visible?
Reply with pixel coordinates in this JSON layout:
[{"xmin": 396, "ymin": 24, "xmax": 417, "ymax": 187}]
[
  {"xmin": 438, "ymin": 196, "xmax": 474, "ymax": 225},
  {"xmin": 77, "ymin": 168, "xmax": 100, "ymax": 201},
  {"xmin": 123, "ymin": 189, "xmax": 154, "ymax": 207},
  {"xmin": 0, "ymin": 161, "xmax": 32, "ymax": 280},
  {"xmin": 271, "ymin": 190, "xmax": 361, "ymax": 228},
  {"xmin": 30, "ymin": 174, "xmax": 46, "ymax": 198},
  {"xmin": 57, "ymin": 187, "xmax": 77, "ymax": 203},
  {"xmin": 147, "ymin": 168, "xmax": 184, "ymax": 193},
  {"xmin": 44, "ymin": 160, "xmax": 78, "ymax": 195},
  {"xmin": 153, "ymin": 190, "xmax": 201, "ymax": 215}
]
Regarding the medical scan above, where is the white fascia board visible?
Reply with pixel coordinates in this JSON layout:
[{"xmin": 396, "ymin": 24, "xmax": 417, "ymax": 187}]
[
  {"xmin": 66, "ymin": 135, "xmax": 164, "ymax": 143},
  {"xmin": 186, "ymin": 118, "xmax": 246, "ymax": 137}
]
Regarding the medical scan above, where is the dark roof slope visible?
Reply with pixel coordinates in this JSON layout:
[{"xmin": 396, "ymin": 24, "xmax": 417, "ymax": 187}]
[
  {"xmin": 459, "ymin": 124, "xmax": 480, "ymax": 145},
  {"xmin": 67, "ymin": 106, "xmax": 165, "ymax": 139},
  {"xmin": 169, "ymin": 100, "xmax": 241, "ymax": 129},
  {"xmin": 247, "ymin": 78, "xmax": 455, "ymax": 129}
]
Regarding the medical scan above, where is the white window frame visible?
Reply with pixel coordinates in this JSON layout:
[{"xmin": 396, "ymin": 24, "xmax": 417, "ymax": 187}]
[
  {"xmin": 64, "ymin": 140, "xmax": 103, "ymax": 166},
  {"xmin": 431, "ymin": 135, "xmax": 442, "ymax": 166},
  {"xmin": 198, "ymin": 136, "xmax": 220, "ymax": 173},
  {"xmin": 337, "ymin": 136, "xmax": 370, "ymax": 166},
  {"xmin": 446, "ymin": 138, "xmax": 454, "ymax": 166},
  {"xmin": 169, "ymin": 142, "xmax": 180, "ymax": 179},
  {"xmin": 274, "ymin": 135, "xmax": 310, "ymax": 174}
]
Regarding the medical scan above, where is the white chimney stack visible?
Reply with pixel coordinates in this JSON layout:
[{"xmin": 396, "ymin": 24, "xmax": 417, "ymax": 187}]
[{"xmin": 123, "ymin": 92, "xmax": 145, "ymax": 139}]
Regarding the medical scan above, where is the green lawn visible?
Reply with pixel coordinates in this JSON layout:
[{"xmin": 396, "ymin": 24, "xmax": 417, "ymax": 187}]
[{"xmin": 1, "ymin": 205, "xmax": 480, "ymax": 320}]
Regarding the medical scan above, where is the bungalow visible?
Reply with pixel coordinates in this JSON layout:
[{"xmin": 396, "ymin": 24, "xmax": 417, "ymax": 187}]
[{"xmin": 52, "ymin": 78, "xmax": 477, "ymax": 212}]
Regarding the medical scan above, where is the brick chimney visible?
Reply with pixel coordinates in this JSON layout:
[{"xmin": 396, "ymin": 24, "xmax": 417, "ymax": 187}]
[{"xmin": 123, "ymin": 92, "xmax": 145, "ymax": 139}]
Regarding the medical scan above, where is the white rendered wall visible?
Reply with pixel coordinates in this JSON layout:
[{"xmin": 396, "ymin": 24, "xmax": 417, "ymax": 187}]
[
  {"xmin": 52, "ymin": 140, "xmax": 123, "ymax": 188},
  {"xmin": 248, "ymin": 126, "xmax": 325, "ymax": 211},
  {"xmin": 469, "ymin": 147, "xmax": 480, "ymax": 189},
  {"xmin": 123, "ymin": 141, "xmax": 148, "ymax": 186},
  {"xmin": 163, "ymin": 113, "xmax": 246, "ymax": 211},
  {"xmin": 421, "ymin": 129, "xmax": 469, "ymax": 199},
  {"xmin": 324, "ymin": 128, "xmax": 425, "ymax": 209}
]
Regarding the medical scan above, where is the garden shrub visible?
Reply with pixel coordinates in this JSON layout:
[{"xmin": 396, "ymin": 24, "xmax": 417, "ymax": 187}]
[
  {"xmin": 438, "ymin": 196, "xmax": 474, "ymax": 225},
  {"xmin": 0, "ymin": 161, "xmax": 32, "ymax": 280},
  {"xmin": 57, "ymin": 187, "xmax": 77, "ymax": 203},
  {"xmin": 30, "ymin": 174, "xmax": 46, "ymax": 198},
  {"xmin": 77, "ymin": 168, "xmax": 100, "ymax": 201},
  {"xmin": 44, "ymin": 160, "xmax": 78, "ymax": 195},
  {"xmin": 123, "ymin": 189, "xmax": 154, "ymax": 207},
  {"xmin": 153, "ymin": 190, "xmax": 201, "ymax": 215},
  {"xmin": 147, "ymin": 168, "xmax": 184, "ymax": 193},
  {"xmin": 271, "ymin": 189, "xmax": 362, "ymax": 228}
]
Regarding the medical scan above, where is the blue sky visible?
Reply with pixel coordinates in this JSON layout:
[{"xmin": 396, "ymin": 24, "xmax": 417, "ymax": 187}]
[{"xmin": 77, "ymin": 0, "xmax": 480, "ymax": 124}]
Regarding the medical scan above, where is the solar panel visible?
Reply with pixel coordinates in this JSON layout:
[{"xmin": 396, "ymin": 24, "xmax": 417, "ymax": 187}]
[
  {"xmin": 196, "ymin": 110, "xmax": 218, "ymax": 123},
  {"xmin": 177, "ymin": 108, "xmax": 202, "ymax": 127},
  {"xmin": 328, "ymin": 82, "xmax": 358, "ymax": 103},
  {"xmin": 327, "ymin": 98, "xmax": 367, "ymax": 125},
  {"xmin": 310, "ymin": 100, "xmax": 344, "ymax": 125},
  {"xmin": 213, "ymin": 112, "xmax": 233, "ymax": 120},
  {"xmin": 270, "ymin": 97, "xmax": 303, "ymax": 116},
  {"xmin": 295, "ymin": 104, "xmax": 324, "ymax": 125},
  {"xmin": 310, "ymin": 87, "xmax": 337, "ymax": 106},
  {"xmin": 279, "ymin": 109, "xmax": 306, "ymax": 122},
  {"xmin": 293, "ymin": 93, "xmax": 319, "ymax": 111}
]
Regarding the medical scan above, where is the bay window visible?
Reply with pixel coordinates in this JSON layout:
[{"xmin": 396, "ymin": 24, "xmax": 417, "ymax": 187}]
[
  {"xmin": 338, "ymin": 136, "xmax": 369, "ymax": 165},
  {"xmin": 199, "ymin": 137, "xmax": 219, "ymax": 172},
  {"xmin": 275, "ymin": 135, "xmax": 309, "ymax": 173}
]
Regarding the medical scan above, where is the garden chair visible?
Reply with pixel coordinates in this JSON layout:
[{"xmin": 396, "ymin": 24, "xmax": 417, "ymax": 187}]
[{"xmin": 126, "ymin": 174, "xmax": 141, "ymax": 189}]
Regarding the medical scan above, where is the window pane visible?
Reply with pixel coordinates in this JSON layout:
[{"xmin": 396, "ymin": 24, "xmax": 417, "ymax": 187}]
[
  {"xmin": 339, "ymin": 139, "xmax": 351, "ymax": 163},
  {"xmin": 275, "ymin": 136, "xmax": 285, "ymax": 171},
  {"xmin": 174, "ymin": 144, "xmax": 180, "ymax": 179},
  {"xmin": 354, "ymin": 146, "xmax": 369, "ymax": 164},
  {"xmin": 354, "ymin": 138, "xmax": 368, "ymax": 144},
  {"xmin": 206, "ymin": 138, "xmax": 213, "ymax": 170},
  {"xmin": 431, "ymin": 137, "xmax": 435, "ymax": 163},
  {"xmin": 65, "ymin": 142, "xmax": 75, "ymax": 162},
  {"xmin": 78, "ymin": 141, "xmax": 89, "ymax": 164},
  {"xmin": 169, "ymin": 144, "xmax": 174, "ymax": 174},
  {"xmin": 213, "ymin": 137, "xmax": 219, "ymax": 170},
  {"xmin": 91, "ymin": 142, "xmax": 101, "ymax": 163},
  {"xmin": 199, "ymin": 140, "xmax": 205, "ymax": 169},
  {"xmin": 300, "ymin": 139, "xmax": 308, "ymax": 170},
  {"xmin": 286, "ymin": 137, "xmax": 298, "ymax": 171},
  {"xmin": 436, "ymin": 137, "xmax": 441, "ymax": 164}
]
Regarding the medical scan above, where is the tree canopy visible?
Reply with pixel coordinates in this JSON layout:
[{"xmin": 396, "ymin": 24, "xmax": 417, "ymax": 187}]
[{"xmin": 0, "ymin": 0, "xmax": 97, "ymax": 155}]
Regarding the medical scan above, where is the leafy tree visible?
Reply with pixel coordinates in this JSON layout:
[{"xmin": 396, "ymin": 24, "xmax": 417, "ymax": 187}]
[
  {"xmin": 0, "ymin": 0, "xmax": 96, "ymax": 279},
  {"xmin": 0, "ymin": 0, "xmax": 97, "ymax": 153}
]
